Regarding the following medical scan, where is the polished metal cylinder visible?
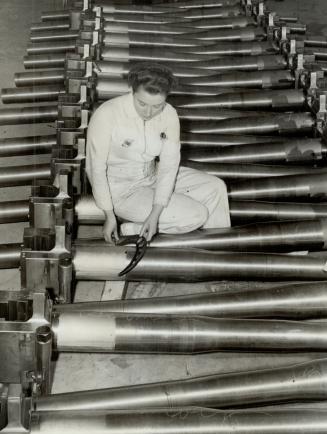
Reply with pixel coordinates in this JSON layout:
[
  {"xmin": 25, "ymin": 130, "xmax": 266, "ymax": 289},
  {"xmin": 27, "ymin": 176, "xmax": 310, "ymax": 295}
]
[
  {"xmin": 1, "ymin": 86, "xmax": 62, "ymax": 104},
  {"xmin": 230, "ymin": 201, "xmax": 327, "ymax": 223},
  {"xmin": 30, "ymin": 30, "xmax": 79, "ymax": 43},
  {"xmin": 183, "ymin": 161, "xmax": 317, "ymax": 180},
  {"xmin": 0, "ymin": 106, "xmax": 58, "ymax": 125},
  {"xmin": 0, "ymin": 244, "xmax": 21, "ymax": 269},
  {"xmin": 169, "ymin": 41, "xmax": 279, "ymax": 56},
  {"xmin": 23, "ymin": 54, "xmax": 66, "ymax": 69},
  {"xmin": 180, "ymin": 113, "xmax": 314, "ymax": 135},
  {"xmin": 0, "ymin": 200, "xmax": 29, "ymax": 224},
  {"xmin": 56, "ymin": 281, "xmax": 327, "ymax": 320},
  {"xmin": 35, "ymin": 359, "xmax": 327, "ymax": 411},
  {"xmin": 102, "ymin": 6, "xmax": 242, "ymax": 23},
  {"xmin": 182, "ymin": 138, "xmax": 327, "ymax": 164},
  {"xmin": 30, "ymin": 20, "xmax": 71, "ymax": 32},
  {"xmin": 180, "ymin": 70, "xmax": 295, "ymax": 89},
  {"xmin": 52, "ymin": 310, "xmax": 327, "ymax": 353},
  {"xmin": 29, "ymin": 407, "xmax": 327, "ymax": 434},
  {"xmin": 103, "ymin": 32, "xmax": 212, "ymax": 48},
  {"xmin": 169, "ymin": 89, "xmax": 306, "ymax": 110},
  {"xmin": 14, "ymin": 70, "xmax": 65, "ymax": 87},
  {"xmin": 180, "ymin": 133, "xmax": 283, "ymax": 148},
  {"xmin": 229, "ymin": 172, "xmax": 327, "ymax": 202},
  {"xmin": 41, "ymin": 11, "xmax": 70, "ymax": 21},
  {"xmin": 0, "ymin": 164, "xmax": 51, "ymax": 187},
  {"xmin": 178, "ymin": 107, "xmax": 272, "ymax": 121},
  {"xmin": 104, "ymin": 16, "xmax": 255, "ymax": 33},
  {"xmin": 101, "ymin": 45, "xmax": 213, "ymax": 62},
  {"xmin": 73, "ymin": 244, "xmax": 327, "ymax": 281},
  {"xmin": 0, "ymin": 135, "xmax": 56, "ymax": 157},
  {"xmin": 96, "ymin": 61, "xmax": 216, "ymax": 78},
  {"xmin": 148, "ymin": 219, "xmax": 327, "ymax": 252},
  {"xmin": 26, "ymin": 40, "xmax": 76, "ymax": 55}
]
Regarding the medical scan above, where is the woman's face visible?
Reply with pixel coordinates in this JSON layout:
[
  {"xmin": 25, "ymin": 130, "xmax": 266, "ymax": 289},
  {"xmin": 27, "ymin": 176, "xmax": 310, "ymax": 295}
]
[{"xmin": 133, "ymin": 85, "xmax": 167, "ymax": 121}]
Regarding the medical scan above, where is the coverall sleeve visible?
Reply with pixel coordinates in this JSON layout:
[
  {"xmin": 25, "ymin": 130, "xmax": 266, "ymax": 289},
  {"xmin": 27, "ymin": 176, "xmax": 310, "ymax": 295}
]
[
  {"xmin": 86, "ymin": 107, "xmax": 114, "ymax": 211},
  {"xmin": 154, "ymin": 109, "xmax": 181, "ymax": 207}
]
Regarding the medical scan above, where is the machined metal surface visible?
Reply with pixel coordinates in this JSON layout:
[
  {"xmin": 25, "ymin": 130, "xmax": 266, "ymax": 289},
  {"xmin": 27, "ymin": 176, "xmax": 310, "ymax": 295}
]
[
  {"xmin": 56, "ymin": 281, "xmax": 327, "ymax": 320},
  {"xmin": 14, "ymin": 70, "xmax": 65, "ymax": 87},
  {"xmin": 230, "ymin": 201, "xmax": 327, "ymax": 223},
  {"xmin": 73, "ymin": 244, "xmax": 327, "ymax": 281},
  {"xmin": 0, "ymin": 135, "xmax": 56, "ymax": 157},
  {"xmin": 182, "ymin": 138, "xmax": 327, "ymax": 164},
  {"xmin": 0, "ymin": 106, "xmax": 58, "ymax": 125},
  {"xmin": 0, "ymin": 164, "xmax": 51, "ymax": 187},
  {"xmin": 229, "ymin": 172, "xmax": 327, "ymax": 201},
  {"xmin": 28, "ymin": 408, "xmax": 327, "ymax": 434},
  {"xmin": 35, "ymin": 359, "xmax": 327, "ymax": 411},
  {"xmin": 169, "ymin": 89, "xmax": 306, "ymax": 110}
]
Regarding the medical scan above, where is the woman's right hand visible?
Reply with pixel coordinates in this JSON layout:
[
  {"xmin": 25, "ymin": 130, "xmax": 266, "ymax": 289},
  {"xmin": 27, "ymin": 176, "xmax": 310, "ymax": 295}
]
[{"xmin": 103, "ymin": 210, "xmax": 119, "ymax": 244}]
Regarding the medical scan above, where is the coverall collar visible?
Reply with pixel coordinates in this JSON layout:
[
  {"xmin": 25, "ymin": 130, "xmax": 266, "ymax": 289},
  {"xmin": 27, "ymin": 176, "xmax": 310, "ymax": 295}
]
[{"xmin": 123, "ymin": 92, "xmax": 140, "ymax": 120}]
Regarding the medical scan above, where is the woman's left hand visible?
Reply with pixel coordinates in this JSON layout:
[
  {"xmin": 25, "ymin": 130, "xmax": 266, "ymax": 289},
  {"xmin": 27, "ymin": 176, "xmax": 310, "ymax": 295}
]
[{"xmin": 140, "ymin": 204, "xmax": 164, "ymax": 242}]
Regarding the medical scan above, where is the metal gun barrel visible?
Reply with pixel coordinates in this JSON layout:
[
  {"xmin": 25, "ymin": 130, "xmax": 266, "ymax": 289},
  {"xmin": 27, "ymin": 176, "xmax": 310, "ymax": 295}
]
[
  {"xmin": 28, "ymin": 408, "xmax": 327, "ymax": 434},
  {"xmin": 0, "ymin": 106, "xmax": 58, "ymax": 125},
  {"xmin": 0, "ymin": 135, "xmax": 56, "ymax": 157},
  {"xmin": 52, "ymin": 311, "xmax": 327, "ymax": 353},
  {"xmin": 56, "ymin": 281, "xmax": 327, "ymax": 320},
  {"xmin": 230, "ymin": 201, "xmax": 327, "ymax": 223},
  {"xmin": 0, "ymin": 164, "xmax": 51, "ymax": 187},
  {"xmin": 73, "ymin": 244, "xmax": 327, "ymax": 281},
  {"xmin": 182, "ymin": 138, "xmax": 327, "ymax": 164},
  {"xmin": 170, "ymin": 89, "xmax": 306, "ymax": 109},
  {"xmin": 229, "ymin": 173, "xmax": 327, "ymax": 202},
  {"xmin": 35, "ymin": 359, "xmax": 327, "ymax": 411}
]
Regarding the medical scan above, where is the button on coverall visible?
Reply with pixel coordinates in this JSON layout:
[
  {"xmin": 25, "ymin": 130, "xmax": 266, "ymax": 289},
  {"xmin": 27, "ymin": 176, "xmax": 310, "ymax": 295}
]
[{"xmin": 86, "ymin": 92, "xmax": 231, "ymax": 234}]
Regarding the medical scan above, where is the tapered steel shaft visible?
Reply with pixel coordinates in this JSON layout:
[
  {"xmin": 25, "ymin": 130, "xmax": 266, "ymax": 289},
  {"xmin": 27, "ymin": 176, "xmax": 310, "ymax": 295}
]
[
  {"xmin": 182, "ymin": 138, "xmax": 327, "ymax": 164},
  {"xmin": 94, "ymin": 55, "xmax": 287, "ymax": 77},
  {"xmin": 55, "ymin": 282, "xmax": 327, "ymax": 320},
  {"xmin": 35, "ymin": 359, "xmax": 327, "ymax": 411},
  {"xmin": 180, "ymin": 133, "xmax": 284, "ymax": 147},
  {"xmin": 103, "ymin": 27, "xmax": 265, "ymax": 45},
  {"xmin": 28, "ymin": 408, "xmax": 327, "ymax": 434},
  {"xmin": 183, "ymin": 161, "xmax": 319, "ymax": 180},
  {"xmin": 103, "ymin": 16, "xmax": 255, "ymax": 33},
  {"xmin": 165, "ymin": 40, "xmax": 279, "ymax": 56},
  {"xmin": 180, "ymin": 70, "xmax": 294, "ymax": 88},
  {"xmin": 180, "ymin": 113, "xmax": 314, "ymax": 135},
  {"xmin": 51, "ymin": 310, "xmax": 327, "ymax": 353},
  {"xmin": 23, "ymin": 42, "xmax": 280, "ymax": 69},
  {"xmin": 0, "ymin": 136, "xmax": 56, "ymax": 157},
  {"xmin": 0, "ymin": 106, "xmax": 58, "ymax": 125},
  {"xmin": 147, "ymin": 219, "xmax": 327, "ymax": 252},
  {"xmin": 229, "ymin": 173, "xmax": 327, "ymax": 202},
  {"xmin": 170, "ymin": 89, "xmax": 306, "ymax": 110},
  {"xmin": 102, "ymin": 6, "xmax": 243, "ymax": 23},
  {"xmin": 73, "ymin": 244, "xmax": 327, "ymax": 281},
  {"xmin": 230, "ymin": 201, "xmax": 327, "ymax": 223},
  {"xmin": 0, "ymin": 164, "xmax": 50, "ymax": 187}
]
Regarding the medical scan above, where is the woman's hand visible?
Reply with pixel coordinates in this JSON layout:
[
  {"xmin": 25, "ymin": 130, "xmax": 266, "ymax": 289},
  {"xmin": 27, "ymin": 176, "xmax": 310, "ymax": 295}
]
[
  {"xmin": 140, "ymin": 204, "xmax": 164, "ymax": 242},
  {"xmin": 103, "ymin": 210, "xmax": 119, "ymax": 244}
]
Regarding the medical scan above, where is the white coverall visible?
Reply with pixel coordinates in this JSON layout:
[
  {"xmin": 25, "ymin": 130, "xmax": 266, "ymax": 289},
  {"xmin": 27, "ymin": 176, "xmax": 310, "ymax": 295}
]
[{"xmin": 86, "ymin": 92, "xmax": 231, "ymax": 234}]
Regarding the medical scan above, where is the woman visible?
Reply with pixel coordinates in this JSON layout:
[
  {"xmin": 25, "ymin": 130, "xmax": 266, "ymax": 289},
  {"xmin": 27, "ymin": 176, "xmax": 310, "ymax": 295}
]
[{"xmin": 86, "ymin": 63, "xmax": 230, "ymax": 244}]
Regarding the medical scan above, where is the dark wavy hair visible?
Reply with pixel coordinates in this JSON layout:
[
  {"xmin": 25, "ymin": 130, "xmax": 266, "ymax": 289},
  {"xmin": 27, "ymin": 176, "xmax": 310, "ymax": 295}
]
[{"xmin": 127, "ymin": 62, "xmax": 176, "ymax": 96}]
